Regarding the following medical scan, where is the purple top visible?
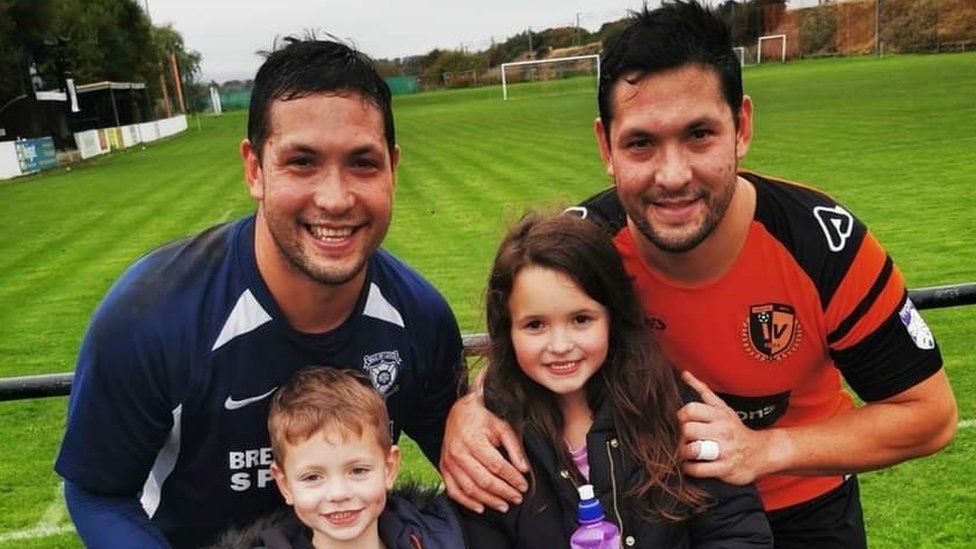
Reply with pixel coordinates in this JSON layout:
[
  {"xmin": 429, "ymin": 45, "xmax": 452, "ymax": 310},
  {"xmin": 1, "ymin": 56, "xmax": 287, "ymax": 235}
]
[{"xmin": 569, "ymin": 443, "xmax": 590, "ymax": 481}]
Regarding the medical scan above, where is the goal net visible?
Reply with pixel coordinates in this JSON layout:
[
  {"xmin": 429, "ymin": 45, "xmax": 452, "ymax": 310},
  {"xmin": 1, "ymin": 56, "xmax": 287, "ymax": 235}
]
[
  {"xmin": 500, "ymin": 54, "xmax": 600, "ymax": 101},
  {"xmin": 443, "ymin": 69, "xmax": 478, "ymax": 88},
  {"xmin": 757, "ymin": 34, "xmax": 787, "ymax": 64}
]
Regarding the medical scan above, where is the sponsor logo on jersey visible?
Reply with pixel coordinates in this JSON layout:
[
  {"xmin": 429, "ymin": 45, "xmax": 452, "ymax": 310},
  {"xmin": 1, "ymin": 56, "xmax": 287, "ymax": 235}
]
[
  {"xmin": 716, "ymin": 390, "xmax": 791, "ymax": 429},
  {"xmin": 228, "ymin": 446, "xmax": 275, "ymax": 492},
  {"xmin": 363, "ymin": 350, "xmax": 401, "ymax": 397},
  {"xmin": 648, "ymin": 316, "xmax": 667, "ymax": 331},
  {"xmin": 224, "ymin": 386, "xmax": 278, "ymax": 410},
  {"xmin": 813, "ymin": 205, "xmax": 854, "ymax": 252},
  {"xmin": 741, "ymin": 303, "xmax": 803, "ymax": 361},
  {"xmin": 898, "ymin": 298, "xmax": 935, "ymax": 350}
]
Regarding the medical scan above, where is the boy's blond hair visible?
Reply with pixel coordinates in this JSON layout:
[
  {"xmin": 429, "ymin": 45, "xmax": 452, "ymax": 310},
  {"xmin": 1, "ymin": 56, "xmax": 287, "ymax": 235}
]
[{"xmin": 268, "ymin": 366, "xmax": 391, "ymax": 463}]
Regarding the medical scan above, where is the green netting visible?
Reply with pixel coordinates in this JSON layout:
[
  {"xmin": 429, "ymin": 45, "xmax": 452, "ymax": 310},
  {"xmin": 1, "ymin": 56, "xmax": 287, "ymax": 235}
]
[
  {"xmin": 219, "ymin": 90, "xmax": 251, "ymax": 111},
  {"xmin": 214, "ymin": 78, "xmax": 415, "ymax": 111},
  {"xmin": 384, "ymin": 76, "xmax": 419, "ymax": 95},
  {"xmin": 188, "ymin": 94, "xmax": 212, "ymax": 113}
]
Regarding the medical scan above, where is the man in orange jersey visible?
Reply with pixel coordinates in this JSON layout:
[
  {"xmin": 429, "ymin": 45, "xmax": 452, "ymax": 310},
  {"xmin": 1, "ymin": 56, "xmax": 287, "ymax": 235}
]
[{"xmin": 439, "ymin": 2, "xmax": 957, "ymax": 548}]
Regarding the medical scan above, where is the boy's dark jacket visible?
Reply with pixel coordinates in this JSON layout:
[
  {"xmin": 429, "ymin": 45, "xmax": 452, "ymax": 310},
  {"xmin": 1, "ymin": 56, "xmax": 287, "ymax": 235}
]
[
  {"xmin": 460, "ymin": 395, "xmax": 774, "ymax": 548},
  {"xmin": 208, "ymin": 485, "xmax": 463, "ymax": 549}
]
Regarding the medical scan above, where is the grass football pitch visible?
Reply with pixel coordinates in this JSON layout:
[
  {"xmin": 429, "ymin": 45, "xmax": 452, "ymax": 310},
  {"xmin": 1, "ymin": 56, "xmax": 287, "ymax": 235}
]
[{"xmin": 0, "ymin": 52, "xmax": 973, "ymax": 547}]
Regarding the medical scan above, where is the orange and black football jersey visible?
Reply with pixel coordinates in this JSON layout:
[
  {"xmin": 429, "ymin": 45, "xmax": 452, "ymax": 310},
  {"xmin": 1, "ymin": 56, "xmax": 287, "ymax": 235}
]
[{"xmin": 576, "ymin": 171, "xmax": 942, "ymax": 511}]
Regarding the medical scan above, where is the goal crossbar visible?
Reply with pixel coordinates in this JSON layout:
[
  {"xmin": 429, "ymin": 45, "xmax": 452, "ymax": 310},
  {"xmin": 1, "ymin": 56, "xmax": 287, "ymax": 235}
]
[
  {"xmin": 444, "ymin": 69, "xmax": 478, "ymax": 87},
  {"xmin": 500, "ymin": 54, "xmax": 600, "ymax": 100}
]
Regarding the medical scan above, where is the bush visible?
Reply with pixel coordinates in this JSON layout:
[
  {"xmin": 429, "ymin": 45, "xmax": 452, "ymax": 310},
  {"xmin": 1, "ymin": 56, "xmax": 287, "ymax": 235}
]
[{"xmin": 800, "ymin": 5, "xmax": 837, "ymax": 56}]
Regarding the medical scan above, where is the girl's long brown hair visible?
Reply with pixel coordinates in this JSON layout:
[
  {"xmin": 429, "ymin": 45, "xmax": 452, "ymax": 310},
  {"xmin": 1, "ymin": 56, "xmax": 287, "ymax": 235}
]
[{"xmin": 482, "ymin": 212, "xmax": 710, "ymax": 520}]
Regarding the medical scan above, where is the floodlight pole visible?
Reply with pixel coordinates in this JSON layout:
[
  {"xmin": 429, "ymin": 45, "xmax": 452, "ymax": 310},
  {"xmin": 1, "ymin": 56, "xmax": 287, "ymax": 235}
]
[
  {"xmin": 170, "ymin": 51, "xmax": 186, "ymax": 114},
  {"xmin": 875, "ymin": 0, "xmax": 881, "ymax": 58},
  {"xmin": 576, "ymin": 11, "xmax": 581, "ymax": 45},
  {"xmin": 159, "ymin": 62, "xmax": 172, "ymax": 118}
]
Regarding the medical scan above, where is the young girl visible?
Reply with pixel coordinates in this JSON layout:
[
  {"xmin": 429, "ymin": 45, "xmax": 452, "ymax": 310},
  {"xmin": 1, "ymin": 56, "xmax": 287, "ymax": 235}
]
[{"xmin": 460, "ymin": 213, "xmax": 772, "ymax": 548}]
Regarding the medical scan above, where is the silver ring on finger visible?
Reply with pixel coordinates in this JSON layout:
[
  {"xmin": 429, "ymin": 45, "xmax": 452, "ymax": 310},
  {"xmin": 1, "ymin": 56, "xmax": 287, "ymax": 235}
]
[{"xmin": 694, "ymin": 439, "xmax": 720, "ymax": 461}]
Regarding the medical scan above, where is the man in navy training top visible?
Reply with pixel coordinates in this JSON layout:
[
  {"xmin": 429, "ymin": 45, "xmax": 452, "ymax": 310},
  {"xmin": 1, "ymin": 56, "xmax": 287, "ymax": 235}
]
[{"xmin": 56, "ymin": 38, "xmax": 465, "ymax": 549}]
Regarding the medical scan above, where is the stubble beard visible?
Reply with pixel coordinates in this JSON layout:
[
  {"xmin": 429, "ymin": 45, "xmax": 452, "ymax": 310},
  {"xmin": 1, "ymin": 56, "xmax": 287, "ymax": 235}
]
[
  {"xmin": 630, "ymin": 177, "xmax": 737, "ymax": 254},
  {"xmin": 264, "ymin": 210, "xmax": 370, "ymax": 287}
]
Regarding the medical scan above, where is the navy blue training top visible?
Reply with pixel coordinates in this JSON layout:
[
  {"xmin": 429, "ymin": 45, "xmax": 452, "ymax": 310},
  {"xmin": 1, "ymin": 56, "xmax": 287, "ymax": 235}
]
[{"xmin": 56, "ymin": 215, "xmax": 464, "ymax": 548}]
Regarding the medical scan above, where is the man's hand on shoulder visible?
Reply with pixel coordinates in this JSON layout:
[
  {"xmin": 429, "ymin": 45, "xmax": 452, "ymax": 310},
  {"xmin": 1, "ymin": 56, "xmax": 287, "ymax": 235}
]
[{"xmin": 439, "ymin": 391, "xmax": 529, "ymax": 514}]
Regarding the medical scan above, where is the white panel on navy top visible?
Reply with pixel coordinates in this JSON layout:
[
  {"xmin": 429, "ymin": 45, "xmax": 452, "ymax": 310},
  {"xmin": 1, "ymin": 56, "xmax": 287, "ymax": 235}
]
[
  {"xmin": 363, "ymin": 282, "xmax": 405, "ymax": 328},
  {"xmin": 212, "ymin": 289, "xmax": 272, "ymax": 351},
  {"xmin": 141, "ymin": 404, "xmax": 183, "ymax": 518}
]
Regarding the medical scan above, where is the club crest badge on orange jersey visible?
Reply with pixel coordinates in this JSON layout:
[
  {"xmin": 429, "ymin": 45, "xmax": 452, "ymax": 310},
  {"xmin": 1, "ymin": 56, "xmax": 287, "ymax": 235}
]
[{"xmin": 741, "ymin": 303, "xmax": 803, "ymax": 361}]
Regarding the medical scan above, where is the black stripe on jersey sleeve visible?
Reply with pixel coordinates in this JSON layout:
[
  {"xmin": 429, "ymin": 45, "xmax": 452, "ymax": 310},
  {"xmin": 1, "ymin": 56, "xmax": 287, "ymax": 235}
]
[
  {"xmin": 827, "ymin": 256, "xmax": 894, "ymax": 345},
  {"xmin": 829, "ymin": 292, "xmax": 942, "ymax": 402},
  {"xmin": 570, "ymin": 186, "xmax": 629, "ymax": 237},
  {"xmin": 747, "ymin": 172, "xmax": 867, "ymax": 310}
]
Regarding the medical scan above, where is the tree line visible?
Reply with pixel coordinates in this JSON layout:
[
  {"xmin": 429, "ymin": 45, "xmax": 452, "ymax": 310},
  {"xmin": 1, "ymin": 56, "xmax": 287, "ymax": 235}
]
[
  {"xmin": 370, "ymin": 0, "xmax": 785, "ymax": 89},
  {"xmin": 0, "ymin": 0, "xmax": 201, "ymax": 115}
]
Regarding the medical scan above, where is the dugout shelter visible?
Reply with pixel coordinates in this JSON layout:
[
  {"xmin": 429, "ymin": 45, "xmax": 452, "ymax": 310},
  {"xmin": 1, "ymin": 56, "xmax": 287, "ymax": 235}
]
[{"xmin": 70, "ymin": 81, "xmax": 150, "ymax": 133}]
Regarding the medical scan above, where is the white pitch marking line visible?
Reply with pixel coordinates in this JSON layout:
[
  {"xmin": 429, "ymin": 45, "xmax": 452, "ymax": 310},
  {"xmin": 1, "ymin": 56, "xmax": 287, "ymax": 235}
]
[
  {"xmin": 0, "ymin": 482, "xmax": 74, "ymax": 544},
  {"xmin": 38, "ymin": 481, "xmax": 68, "ymax": 527},
  {"xmin": 0, "ymin": 524, "xmax": 74, "ymax": 544}
]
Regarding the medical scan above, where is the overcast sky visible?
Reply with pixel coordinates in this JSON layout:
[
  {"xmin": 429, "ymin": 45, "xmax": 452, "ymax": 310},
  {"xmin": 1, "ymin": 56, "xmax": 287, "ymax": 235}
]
[{"xmin": 146, "ymin": 0, "xmax": 822, "ymax": 83}]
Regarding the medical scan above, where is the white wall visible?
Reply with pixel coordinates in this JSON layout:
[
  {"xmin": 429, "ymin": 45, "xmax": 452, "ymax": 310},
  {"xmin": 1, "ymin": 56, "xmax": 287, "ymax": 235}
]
[
  {"xmin": 157, "ymin": 115, "xmax": 187, "ymax": 138},
  {"xmin": 74, "ymin": 130, "xmax": 107, "ymax": 160},
  {"xmin": 120, "ymin": 124, "xmax": 141, "ymax": 148},
  {"xmin": 23, "ymin": 115, "xmax": 189, "ymax": 178},
  {"xmin": 138, "ymin": 122, "xmax": 160, "ymax": 143},
  {"xmin": 0, "ymin": 141, "xmax": 22, "ymax": 180}
]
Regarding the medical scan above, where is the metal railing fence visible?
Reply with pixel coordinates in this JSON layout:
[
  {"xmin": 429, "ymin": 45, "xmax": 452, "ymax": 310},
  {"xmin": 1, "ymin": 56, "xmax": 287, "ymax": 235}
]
[{"xmin": 1, "ymin": 282, "xmax": 973, "ymax": 403}]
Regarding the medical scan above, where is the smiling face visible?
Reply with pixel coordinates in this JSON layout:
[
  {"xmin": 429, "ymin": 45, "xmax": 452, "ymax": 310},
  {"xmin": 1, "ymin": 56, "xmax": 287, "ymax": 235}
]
[
  {"xmin": 508, "ymin": 265, "xmax": 610, "ymax": 405},
  {"xmin": 272, "ymin": 428, "xmax": 399, "ymax": 549},
  {"xmin": 242, "ymin": 92, "xmax": 399, "ymax": 288},
  {"xmin": 596, "ymin": 64, "xmax": 752, "ymax": 254}
]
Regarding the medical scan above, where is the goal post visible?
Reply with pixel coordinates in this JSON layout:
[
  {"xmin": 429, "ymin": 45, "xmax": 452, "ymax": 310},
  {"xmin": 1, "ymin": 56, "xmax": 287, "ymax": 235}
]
[
  {"xmin": 500, "ymin": 54, "xmax": 600, "ymax": 101},
  {"xmin": 757, "ymin": 34, "xmax": 787, "ymax": 64},
  {"xmin": 733, "ymin": 46, "xmax": 746, "ymax": 68}
]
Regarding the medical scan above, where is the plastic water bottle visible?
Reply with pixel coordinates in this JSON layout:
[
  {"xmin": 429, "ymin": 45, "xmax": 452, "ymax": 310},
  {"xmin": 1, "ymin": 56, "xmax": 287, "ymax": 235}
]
[{"xmin": 570, "ymin": 484, "xmax": 621, "ymax": 548}]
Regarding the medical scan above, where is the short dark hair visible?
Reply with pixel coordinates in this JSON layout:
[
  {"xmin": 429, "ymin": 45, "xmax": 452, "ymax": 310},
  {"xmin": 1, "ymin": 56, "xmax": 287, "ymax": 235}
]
[
  {"xmin": 247, "ymin": 38, "xmax": 395, "ymax": 160},
  {"xmin": 598, "ymin": 1, "xmax": 743, "ymax": 136}
]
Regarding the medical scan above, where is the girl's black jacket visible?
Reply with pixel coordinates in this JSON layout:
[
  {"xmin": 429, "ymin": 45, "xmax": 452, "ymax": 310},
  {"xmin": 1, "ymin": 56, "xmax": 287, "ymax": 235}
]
[{"xmin": 459, "ymin": 398, "xmax": 773, "ymax": 549}]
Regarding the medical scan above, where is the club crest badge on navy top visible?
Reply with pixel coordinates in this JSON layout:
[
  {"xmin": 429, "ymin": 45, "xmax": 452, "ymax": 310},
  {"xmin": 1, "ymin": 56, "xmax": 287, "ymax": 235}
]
[{"xmin": 363, "ymin": 350, "xmax": 401, "ymax": 397}]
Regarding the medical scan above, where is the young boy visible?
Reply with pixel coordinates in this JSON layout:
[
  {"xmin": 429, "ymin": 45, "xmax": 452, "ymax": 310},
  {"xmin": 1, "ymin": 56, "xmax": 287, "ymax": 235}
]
[{"xmin": 212, "ymin": 366, "xmax": 464, "ymax": 549}]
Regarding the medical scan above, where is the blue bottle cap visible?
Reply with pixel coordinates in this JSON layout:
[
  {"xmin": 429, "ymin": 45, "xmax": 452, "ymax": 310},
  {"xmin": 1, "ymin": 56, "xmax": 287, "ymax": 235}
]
[{"xmin": 577, "ymin": 484, "xmax": 606, "ymax": 522}]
